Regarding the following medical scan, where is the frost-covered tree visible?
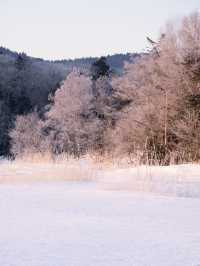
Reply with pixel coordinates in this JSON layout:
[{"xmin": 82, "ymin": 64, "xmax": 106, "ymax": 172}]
[
  {"xmin": 44, "ymin": 71, "xmax": 93, "ymax": 156},
  {"xmin": 107, "ymin": 12, "xmax": 200, "ymax": 163}
]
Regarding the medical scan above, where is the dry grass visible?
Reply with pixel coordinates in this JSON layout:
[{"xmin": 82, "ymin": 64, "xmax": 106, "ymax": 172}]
[
  {"xmin": 0, "ymin": 154, "xmax": 100, "ymax": 183},
  {"xmin": 1, "ymin": 153, "xmax": 200, "ymax": 198}
]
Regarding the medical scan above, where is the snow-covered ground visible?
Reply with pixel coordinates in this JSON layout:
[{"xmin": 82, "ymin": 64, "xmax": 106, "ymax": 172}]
[
  {"xmin": 99, "ymin": 164, "xmax": 200, "ymax": 197},
  {"xmin": 1, "ymin": 161, "xmax": 200, "ymax": 265}
]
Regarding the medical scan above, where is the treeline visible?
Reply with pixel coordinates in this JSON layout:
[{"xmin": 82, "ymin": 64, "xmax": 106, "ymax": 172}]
[
  {"xmin": 10, "ymin": 57, "xmax": 132, "ymax": 157},
  {"xmin": 0, "ymin": 47, "xmax": 135, "ymax": 157},
  {"xmin": 5, "ymin": 12, "xmax": 200, "ymax": 164}
]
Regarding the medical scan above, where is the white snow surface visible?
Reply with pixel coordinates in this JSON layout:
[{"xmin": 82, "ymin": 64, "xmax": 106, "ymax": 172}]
[
  {"xmin": 1, "ymin": 162, "xmax": 200, "ymax": 265},
  {"xmin": 98, "ymin": 164, "xmax": 200, "ymax": 197}
]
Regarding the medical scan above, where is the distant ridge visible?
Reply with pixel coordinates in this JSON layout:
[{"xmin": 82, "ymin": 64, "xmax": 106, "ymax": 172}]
[{"xmin": 0, "ymin": 46, "xmax": 140, "ymax": 73}]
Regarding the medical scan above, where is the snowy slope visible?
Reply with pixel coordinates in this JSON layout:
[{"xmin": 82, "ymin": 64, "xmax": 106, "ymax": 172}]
[
  {"xmin": 98, "ymin": 164, "xmax": 200, "ymax": 197},
  {"xmin": 0, "ymin": 182, "xmax": 200, "ymax": 266}
]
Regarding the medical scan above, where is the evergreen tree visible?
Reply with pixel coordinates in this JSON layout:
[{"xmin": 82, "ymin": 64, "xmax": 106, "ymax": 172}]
[{"xmin": 91, "ymin": 57, "xmax": 110, "ymax": 81}]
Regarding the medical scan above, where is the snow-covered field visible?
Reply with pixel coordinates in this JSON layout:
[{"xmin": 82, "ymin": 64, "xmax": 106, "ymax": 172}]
[{"xmin": 1, "ymin": 161, "xmax": 200, "ymax": 266}]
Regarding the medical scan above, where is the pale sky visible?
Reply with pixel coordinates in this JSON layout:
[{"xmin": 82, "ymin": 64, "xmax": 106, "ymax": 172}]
[{"xmin": 0, "ymin": 0, "xmax": 199, "ymax": 59}]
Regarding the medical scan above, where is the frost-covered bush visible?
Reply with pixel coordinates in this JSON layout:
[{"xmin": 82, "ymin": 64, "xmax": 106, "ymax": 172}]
[{"xmin": 9, "ymin": 112, "xmax": 45, "ymax": 157}]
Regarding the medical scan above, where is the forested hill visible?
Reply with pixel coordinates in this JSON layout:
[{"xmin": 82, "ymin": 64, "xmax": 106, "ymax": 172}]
[
  {"xmin": 54, "ymin": 53, "xmax": 136, "ymax": 74},
  {"xmin": 0, "ymin": 47, "xmax": 138, "ymax": 74},
  {"xmin": 0, "ymin": 46, "xmax": 139, "ymax": 156}
]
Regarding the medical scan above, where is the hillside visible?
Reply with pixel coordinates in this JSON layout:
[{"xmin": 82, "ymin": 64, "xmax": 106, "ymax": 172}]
[{"xmin": 0, "ymin": 46, "xmax": 139, "ymax": 74}]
